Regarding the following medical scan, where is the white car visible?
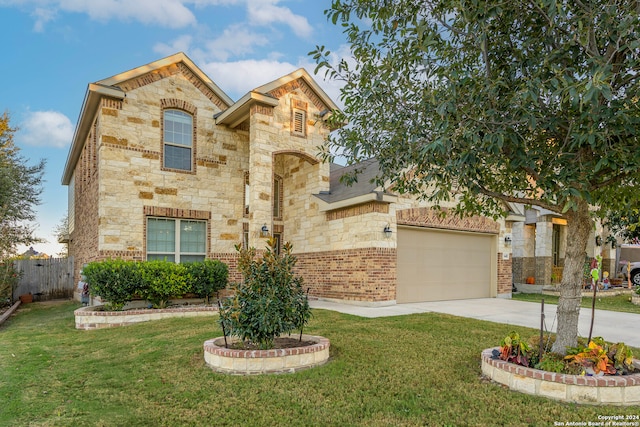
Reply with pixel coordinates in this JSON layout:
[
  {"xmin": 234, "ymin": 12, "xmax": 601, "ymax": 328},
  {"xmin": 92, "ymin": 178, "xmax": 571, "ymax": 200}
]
[{"xmin": 617, "ymin": 245, "xmax": 640, "ymax": 286}]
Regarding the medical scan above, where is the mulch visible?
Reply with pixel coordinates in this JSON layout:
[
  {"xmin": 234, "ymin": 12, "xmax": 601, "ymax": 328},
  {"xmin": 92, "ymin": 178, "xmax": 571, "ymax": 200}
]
[{"xmin": 226, "ymin": 337, "xmax": 315, "ymax": 350}]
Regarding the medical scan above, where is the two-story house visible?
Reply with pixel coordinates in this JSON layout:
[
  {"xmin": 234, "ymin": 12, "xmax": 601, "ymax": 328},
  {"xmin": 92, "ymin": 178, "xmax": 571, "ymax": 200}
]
[{"xmin": 62, "ymin": 52, "xmax": 513, "ymax": 306}]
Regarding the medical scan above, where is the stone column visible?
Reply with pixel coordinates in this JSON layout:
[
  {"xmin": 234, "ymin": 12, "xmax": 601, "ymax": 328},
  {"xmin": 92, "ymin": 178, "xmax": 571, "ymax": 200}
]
[
  {"xmin": 535, "ymin": 219, "xmax": 553, "ymax": 286},
  {"xmin": 248, "ymin": 104, "xmax": 276, "ymax": 248}
]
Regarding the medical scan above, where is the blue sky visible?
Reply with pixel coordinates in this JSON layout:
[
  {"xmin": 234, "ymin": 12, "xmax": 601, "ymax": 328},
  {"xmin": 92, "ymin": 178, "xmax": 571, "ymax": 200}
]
[{"xmin": 0, "ymin": 0, "xmax": 349, "ymax": 257}]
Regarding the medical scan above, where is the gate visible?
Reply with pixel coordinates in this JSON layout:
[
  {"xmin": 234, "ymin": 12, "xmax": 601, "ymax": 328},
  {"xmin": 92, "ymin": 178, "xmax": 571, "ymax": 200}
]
[{"xmin": 12, "ymin": 257, "xmax": 75, "ymax": 301}]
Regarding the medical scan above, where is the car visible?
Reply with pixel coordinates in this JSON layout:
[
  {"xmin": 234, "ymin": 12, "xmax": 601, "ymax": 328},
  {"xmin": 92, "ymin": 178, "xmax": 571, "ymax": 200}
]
[
  {"xmin": 618, "ymin": 261, "xmax": 640, "ymax": 286},
  {"xmin": 617, "ymin": 244, "xmax": 640, "ymax": 286}
]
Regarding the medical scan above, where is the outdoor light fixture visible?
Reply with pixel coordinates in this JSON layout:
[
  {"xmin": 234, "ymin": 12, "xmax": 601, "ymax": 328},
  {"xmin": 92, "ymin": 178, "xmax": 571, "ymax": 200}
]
[
  {"xmin": 383, "ymin": 224, "xmax": 392, "ymax": 238},
  {"xmin": 504, "ymin": 235, "xmax": 512, "ymax": 246},
  {"xmin": 260, "ymin": 224, "xmax": 269, "ymax": 237}
]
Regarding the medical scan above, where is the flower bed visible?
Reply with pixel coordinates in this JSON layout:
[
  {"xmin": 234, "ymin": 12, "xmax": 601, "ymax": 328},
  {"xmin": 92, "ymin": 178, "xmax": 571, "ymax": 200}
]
[
  {"xmin": 74, "ymin": 304, "xmax": 217, "ymax": 330},
  {"xmin": 481, "ymin": 347, "xmax": 640, "ymax": 405},
  {"xmin": 204, "ymin": 334, "xmax": 330, "ymax": 375}
]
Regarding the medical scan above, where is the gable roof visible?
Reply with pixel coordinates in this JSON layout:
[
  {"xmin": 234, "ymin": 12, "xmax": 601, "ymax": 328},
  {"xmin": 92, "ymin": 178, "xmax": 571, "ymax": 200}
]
[
  {"xmin": 315, "ymin": 158, "xmax": 397, "ymax": 210},
  {"xmin": 61, "ymin": 52, "xmax": 233, "ymax": 185},
  {"xmin": 216, "ymin": 68, "xmax": 339, "ymax": 128}
]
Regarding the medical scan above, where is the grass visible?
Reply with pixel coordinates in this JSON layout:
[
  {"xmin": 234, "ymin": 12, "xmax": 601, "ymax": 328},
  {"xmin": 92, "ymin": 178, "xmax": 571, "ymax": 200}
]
[
  {"xmin": 1, "ymin": 302, "xmax": 639, "ymax": 427},
  {"xmin": 513, "ymin": 291, "xmax": 640, "ymax": 314}
]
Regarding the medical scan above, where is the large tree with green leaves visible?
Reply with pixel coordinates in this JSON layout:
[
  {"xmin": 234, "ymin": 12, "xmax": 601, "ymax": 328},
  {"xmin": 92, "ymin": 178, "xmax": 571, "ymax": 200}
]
[
  {"xmin": 312, "ymin": 0, "xmax": 640, "ymax": 354},
  {"xmin": 0, "ymin": 112, "xmax": 45, "ymax": 259}
]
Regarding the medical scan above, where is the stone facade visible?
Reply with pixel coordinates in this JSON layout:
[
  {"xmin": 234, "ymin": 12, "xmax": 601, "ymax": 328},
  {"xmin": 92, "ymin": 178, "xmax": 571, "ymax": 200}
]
[{"xmin": 63, "ymin": 52, "xmax": 512, "ymax": 305}]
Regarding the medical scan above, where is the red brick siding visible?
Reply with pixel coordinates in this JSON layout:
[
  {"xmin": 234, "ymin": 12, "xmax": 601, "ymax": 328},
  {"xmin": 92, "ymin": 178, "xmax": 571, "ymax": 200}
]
[
  {"xmin": 294, "ymin": 248, "xmax": 397, "ymax": 303},
  {"xmin": 498, "ymin": 255, "xmax": 512, "ymax": 295}
]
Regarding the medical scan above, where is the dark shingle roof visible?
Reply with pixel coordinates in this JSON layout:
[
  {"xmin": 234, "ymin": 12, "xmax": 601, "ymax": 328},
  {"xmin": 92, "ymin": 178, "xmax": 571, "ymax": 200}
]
[{"xmin": 315, "ymin": 158, "xmax": 391, "ymax": 203}]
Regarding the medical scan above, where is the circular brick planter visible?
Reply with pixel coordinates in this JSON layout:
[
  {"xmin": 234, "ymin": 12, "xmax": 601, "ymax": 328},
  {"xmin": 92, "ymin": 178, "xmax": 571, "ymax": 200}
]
[
  {"xmin": 204, "ymin": 334, "xmax": 330, "ymax": 375},
  {"xmin": 481, "ymin": 347, "xmax": 640, "ymax": 405},
  {"xmin": 632, "ymin": 294, "xmax": 640, "ymax": 306},
  {"xmin": 74, "ymin": 305, "xmax": 217, "ymax": 330}
]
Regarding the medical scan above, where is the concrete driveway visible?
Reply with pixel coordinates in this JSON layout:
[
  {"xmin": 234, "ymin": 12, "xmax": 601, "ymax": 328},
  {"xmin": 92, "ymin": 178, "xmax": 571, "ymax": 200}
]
[{"xmin": 309, "ymin": 297, "xmax": 640, "ymax": 347}]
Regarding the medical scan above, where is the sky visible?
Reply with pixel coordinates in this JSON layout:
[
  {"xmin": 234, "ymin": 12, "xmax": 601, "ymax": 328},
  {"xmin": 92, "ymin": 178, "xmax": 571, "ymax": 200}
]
[{"xmin": 0, "ymin": 0, "xmax": 350, "ymax": 258}]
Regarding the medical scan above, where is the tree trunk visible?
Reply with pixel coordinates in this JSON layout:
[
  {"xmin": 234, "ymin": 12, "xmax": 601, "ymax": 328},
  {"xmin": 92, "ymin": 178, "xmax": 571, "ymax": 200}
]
[{"xmin": 551, "ymin": 198, "xmax": 593, "ymax": 355}]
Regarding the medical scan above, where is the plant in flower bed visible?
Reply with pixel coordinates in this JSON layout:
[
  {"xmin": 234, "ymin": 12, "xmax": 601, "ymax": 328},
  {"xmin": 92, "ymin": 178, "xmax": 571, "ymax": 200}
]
[
  {"xmin": 218, "ymin": 239, "xmax": 311, "ymax": 350},
  {"xmin": 497, "ymin": 331, "xmax": 638, "ymax": 376},
  {"xmin": 82, "ymin": 258, "xmax": 228, "ymax": 310},
  {"xmin": 0, "ymin": 259, "xmax": 20, "ymax": 305}
]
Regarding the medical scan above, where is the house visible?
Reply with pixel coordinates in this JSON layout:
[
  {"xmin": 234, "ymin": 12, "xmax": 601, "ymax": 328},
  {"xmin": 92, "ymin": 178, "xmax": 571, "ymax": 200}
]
[
  {"xmin": 62, "ymin": 52, "xmax": 513, "ymax": 306},
  {"xmin": 510, "ymin": 205, "xmax": 614, "ymax": 287}
]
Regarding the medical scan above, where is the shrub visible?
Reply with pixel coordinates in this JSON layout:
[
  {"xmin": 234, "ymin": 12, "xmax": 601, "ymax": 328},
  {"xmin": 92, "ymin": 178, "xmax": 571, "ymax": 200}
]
[
  {"xmin": 83, "ymin": 259, "xmax": 142, "ymax": 311},
  {"xmin": 139, "ymin": 260, "xmax": 189, "ymax": 308},
  {"xmin": 186, "ymin": 259, "xmax": 228, "ymax": 303},
  {"xmin": 0, "ymin": 260, "xmax": 20, "ymax": 304},
  {"xmin": 219, "ymin": 240, "xmax": 311, "ymax": 349}
]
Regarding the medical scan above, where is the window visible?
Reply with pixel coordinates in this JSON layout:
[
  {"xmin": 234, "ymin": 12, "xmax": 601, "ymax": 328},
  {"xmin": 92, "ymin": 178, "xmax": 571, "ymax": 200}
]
[
  {"xmin": 552, "ymin": 224, "xmax": 561, "ymax": 267},
  {"xmin": 273, "ymin": 175, "xmax": 283, "ymax": 219},
  {"xmin": 244, "ymin": 173, "xmax": 250, "ymax": 217},
  {"xmin": 272, "ymin": 233, "xmax": 282, "ymax": 255},
  {"xmin": 147, "ymin": 218, "xmax": 206, "ymax": 262},
  {"xmin": 163, "ymin": 109, "xmax": 193, "ymax": 171}
]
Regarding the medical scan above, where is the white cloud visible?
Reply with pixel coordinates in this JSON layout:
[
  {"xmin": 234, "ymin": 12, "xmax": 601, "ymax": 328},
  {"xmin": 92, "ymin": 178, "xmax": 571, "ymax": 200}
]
[
  {"xmin": 11, "ymin": 0, "xmax": 197, "ymax": 29},
  {"xmin": 31, "ymin": 7, "xmax": 57, "ymax": 32},
  {"xmin": 18, "ymin": 111, "xmax": 74, "ymax": 148},
  {"xmin": 200, "ymin": 59, "xmax": 297, "ymax": 98},
  {"xmin": 153, "ymin": 34, "xmax": 193, "ymax": 57},
  {"xmin": 203, "ymin": 24, "xmax": 269, "ymax": 61},
  {"xmin": 59, "ymin": 0, "xmax": 196, "ymax": 28},
  {"xmin": 200, "ymin": 56, "xmax": 345, "ymax": 107},
  {"xmin": 246, "ymin": 0, "xmax": 312, "ymax": 38}
]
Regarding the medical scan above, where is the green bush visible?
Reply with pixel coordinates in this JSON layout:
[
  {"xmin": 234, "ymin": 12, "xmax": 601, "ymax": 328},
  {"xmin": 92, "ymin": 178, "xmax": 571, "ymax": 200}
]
[
  {"xmin": 139, "ymin": 260, "xmax": 189, "ymax": 308},
  {"xmin": 84, "ymin": 259, "xmax": 229, "ymax": 310},
  {"xmin": 83, "ymin": 259, "xmax": 142, "ymax": 311},
  {"xmin": 186, "ymin": 259, "xmax": 228, "ymax": 303},
  {"xmin": 0, "ymin": 260, "xmax": 20, "ymax": 304},
  {"xmin": 219, "ymin": 240, "xmax": 311, "ymax": 349}
]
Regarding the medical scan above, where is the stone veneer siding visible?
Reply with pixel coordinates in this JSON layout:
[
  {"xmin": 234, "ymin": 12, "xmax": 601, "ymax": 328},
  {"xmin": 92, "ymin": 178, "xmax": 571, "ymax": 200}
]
[{"xmin": 294, "ymin": 248, "xmax": 397, "ymax": 303}]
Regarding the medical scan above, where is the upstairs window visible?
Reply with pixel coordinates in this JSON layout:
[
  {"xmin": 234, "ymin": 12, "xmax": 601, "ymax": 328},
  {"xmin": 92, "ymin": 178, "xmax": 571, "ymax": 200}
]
[
  {"xmin": 244, "ymin": 172, "xmax": 250, "ymax": 217},
  {"xmin": 273, "ymin": 175, "xmax": 283, "ymax": 220},
  {"xmin": 163, "ymin": 109, "xmax": 193, "ymax": 171}
]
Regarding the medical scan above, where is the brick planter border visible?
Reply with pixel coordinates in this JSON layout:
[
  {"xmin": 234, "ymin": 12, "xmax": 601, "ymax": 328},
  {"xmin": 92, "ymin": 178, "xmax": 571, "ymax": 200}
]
[
  {"xmin": 632, "ymin": 294, "xmax": 640, "ymax": 306},
  {"xmin": 74, "ymin": 305, "xmax": 217, "ymax": 330},
  {"xmin": 204, "ymin": 334, "xmax": 330, "ymax": 375},
  {"xmin": 481, "ymin": 347, "xmax": 640, "ymax": 405}
]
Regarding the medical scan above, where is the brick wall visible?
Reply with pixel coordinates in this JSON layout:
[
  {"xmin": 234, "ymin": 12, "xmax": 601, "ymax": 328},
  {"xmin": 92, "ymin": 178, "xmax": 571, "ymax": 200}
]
[
  {"xmin": 295, "ymin": 248, "xmax": 397, "ymax": 303},
  {"xmin": 497, "ymin": 255, "xmax": 512, "ymax": 295}
]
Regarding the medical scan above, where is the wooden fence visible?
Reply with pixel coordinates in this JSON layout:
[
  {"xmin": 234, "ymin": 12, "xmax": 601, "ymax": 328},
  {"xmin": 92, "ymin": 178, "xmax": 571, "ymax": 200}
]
[{"xmin": 12, "ymin": 257, "xmax": 75, "ymax": 301}]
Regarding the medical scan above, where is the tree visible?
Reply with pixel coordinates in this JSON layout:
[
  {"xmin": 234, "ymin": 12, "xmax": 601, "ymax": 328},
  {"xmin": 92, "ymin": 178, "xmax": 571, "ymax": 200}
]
[
  {"xmin": 604, "ymin": 207, "xmax": 640, "ymax": 243},
  {"xmin": 312, "ymin": 1, "xmax": 640, "ymax": 354},
  {"xmin": 0, "ymin": 112, "xmax": 46, "ymax": 259},
  {"xmin": 53, "ymin": 212, "xmax": 69, "ymax": 258}
]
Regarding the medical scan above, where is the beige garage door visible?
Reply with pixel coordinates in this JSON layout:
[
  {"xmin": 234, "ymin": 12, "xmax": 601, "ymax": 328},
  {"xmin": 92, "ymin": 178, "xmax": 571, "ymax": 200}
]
[{"xmin": 396, "ymin": 227, "xmax": 495, "ymax": 303}]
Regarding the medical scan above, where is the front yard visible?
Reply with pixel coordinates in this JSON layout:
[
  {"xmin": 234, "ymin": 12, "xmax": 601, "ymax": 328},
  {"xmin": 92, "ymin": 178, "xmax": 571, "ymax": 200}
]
[
  {"xmin": 513, "ymin": 292, "xmax": 640, "ymax": 314},
  {"xmin": 1, "ymin": 301, "xmax": 639, "ymax": 426}
]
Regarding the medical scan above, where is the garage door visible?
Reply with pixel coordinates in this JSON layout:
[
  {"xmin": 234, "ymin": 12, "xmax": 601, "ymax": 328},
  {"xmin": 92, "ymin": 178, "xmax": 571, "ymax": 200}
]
[{"xmin": 396, "ymin": 226, "xmax": 495, "ymax": 303}]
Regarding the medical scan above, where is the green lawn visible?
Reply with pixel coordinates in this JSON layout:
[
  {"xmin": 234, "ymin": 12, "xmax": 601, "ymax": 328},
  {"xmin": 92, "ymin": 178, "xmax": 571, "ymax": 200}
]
[
  {"xmin": 513, "ymin": 292, "xmax": 640, "ymax": 314},
  {"xmin": 1, "ymin": 302, "xmax": 639, "ymax": 427}
]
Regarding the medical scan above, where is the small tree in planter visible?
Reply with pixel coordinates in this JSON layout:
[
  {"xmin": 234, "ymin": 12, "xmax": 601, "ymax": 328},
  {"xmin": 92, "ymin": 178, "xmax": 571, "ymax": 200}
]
[{"xmin": 219, "ymin": 239, "xmax": 311, "ymax": 350}]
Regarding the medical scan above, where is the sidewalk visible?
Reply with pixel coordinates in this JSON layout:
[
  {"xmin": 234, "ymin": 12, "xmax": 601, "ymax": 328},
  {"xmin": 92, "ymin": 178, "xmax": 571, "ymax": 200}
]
[{"xmin": 309, "ymin": 297, "xmax": 640, "ymax": 347}]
